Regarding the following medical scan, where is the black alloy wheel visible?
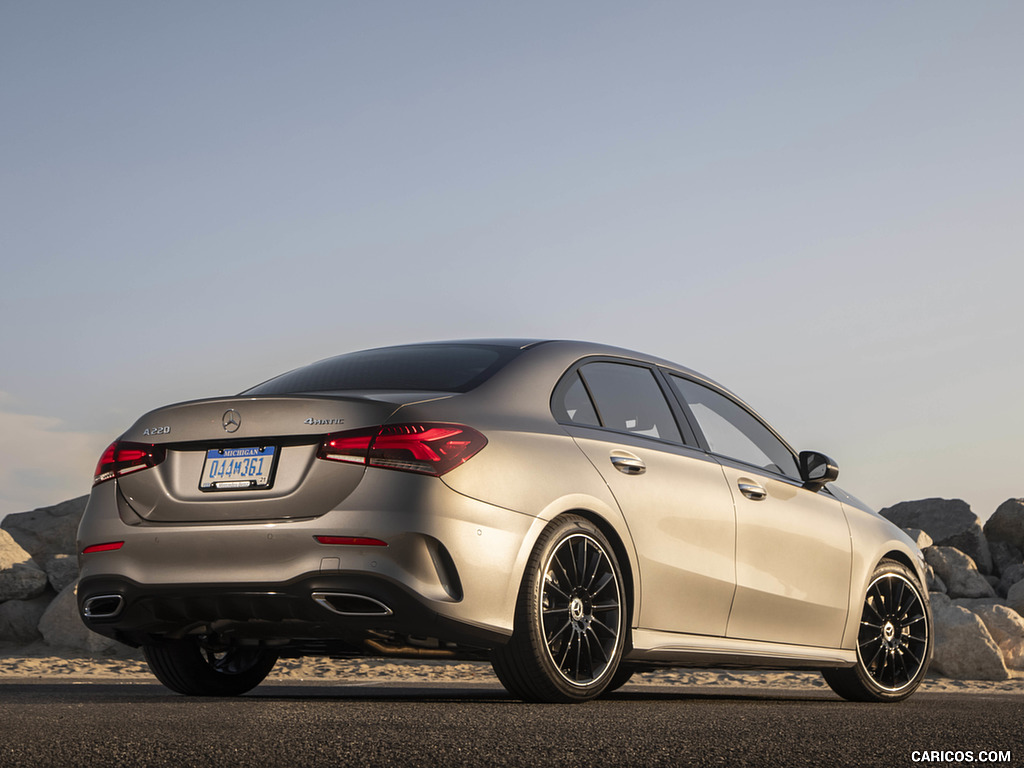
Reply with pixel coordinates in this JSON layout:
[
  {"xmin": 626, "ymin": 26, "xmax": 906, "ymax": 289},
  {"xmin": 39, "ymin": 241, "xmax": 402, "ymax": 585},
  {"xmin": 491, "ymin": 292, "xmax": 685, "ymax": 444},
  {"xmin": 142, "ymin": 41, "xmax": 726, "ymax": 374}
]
[
  {"xmin": 491, "ymin": 515, "xmax": 626, "ymax": 702},
  {"xmin": 822, "ymin": 559, "xmax": 931, "ymax": 702}
]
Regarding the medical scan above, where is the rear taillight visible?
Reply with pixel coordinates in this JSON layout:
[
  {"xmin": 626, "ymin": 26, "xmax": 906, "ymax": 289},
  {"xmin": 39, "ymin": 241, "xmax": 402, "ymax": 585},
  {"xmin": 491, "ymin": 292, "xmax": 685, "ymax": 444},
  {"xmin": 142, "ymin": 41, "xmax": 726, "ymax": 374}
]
[
  {"xmin": 93, "ymin": 441, "xmax": 166, "ymax": 486},
  {"xmin": 317, "ymin": 423, "xmax": 486, "ymax": 476}
]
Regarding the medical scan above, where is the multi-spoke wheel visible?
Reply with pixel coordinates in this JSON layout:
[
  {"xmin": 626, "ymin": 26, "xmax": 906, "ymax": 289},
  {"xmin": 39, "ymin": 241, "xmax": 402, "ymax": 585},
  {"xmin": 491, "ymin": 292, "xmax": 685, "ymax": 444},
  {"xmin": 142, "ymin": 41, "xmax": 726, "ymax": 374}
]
[
  {"xmin": 491, "ymin": 515, "xmax": 627, "ymax": 702},
  {"xmin": 822, "ymin": 559, "xmax": 932, "ymax": 702},
  {"xmin": 144, "ymin": 639, "xmax": 279, "ymax": 696}
]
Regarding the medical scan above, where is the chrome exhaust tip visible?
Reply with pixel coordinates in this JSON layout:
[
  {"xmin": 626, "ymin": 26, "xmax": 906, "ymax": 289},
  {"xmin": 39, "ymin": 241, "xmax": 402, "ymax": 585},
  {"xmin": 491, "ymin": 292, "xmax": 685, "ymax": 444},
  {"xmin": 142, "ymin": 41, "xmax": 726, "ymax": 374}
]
[
  {"xmin": 83, "ymin": 594, "xmax": 125, "ymax": 619},
  {"xmin": 312, "ymin": 592, "xmax": 393, "ymax": 617}
]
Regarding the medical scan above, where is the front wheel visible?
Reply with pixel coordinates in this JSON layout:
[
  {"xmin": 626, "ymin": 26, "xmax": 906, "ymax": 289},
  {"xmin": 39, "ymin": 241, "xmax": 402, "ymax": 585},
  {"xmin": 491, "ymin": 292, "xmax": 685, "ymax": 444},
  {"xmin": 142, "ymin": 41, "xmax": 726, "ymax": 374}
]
[
  {"xmin": 822, "ymin": 559, "xmax": 932, "ymax": 702},
  {"xmin": 144, "ymin": 639, "xmax": 279, "ymax": 696},
  {"xmin": 491, "ymin": 515, "xmax": 627, "ymax": 703}
]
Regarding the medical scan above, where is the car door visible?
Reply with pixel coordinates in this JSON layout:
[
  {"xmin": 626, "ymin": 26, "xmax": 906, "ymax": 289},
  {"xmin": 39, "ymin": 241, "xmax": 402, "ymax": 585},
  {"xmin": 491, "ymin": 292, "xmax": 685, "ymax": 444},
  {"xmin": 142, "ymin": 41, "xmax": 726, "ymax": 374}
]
[
  {"xmin": 553, "ymin": 360, "xmax": 737, "ymax": 637},
  {"xmin": 668, "ymin": 374, "xmax": 852, "ymax": 650}
]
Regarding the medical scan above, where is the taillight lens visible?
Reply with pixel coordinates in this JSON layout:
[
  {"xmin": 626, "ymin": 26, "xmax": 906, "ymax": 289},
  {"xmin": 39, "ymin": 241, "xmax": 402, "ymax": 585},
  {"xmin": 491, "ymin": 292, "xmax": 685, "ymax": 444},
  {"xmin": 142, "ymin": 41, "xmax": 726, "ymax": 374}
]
[
  {"xmin": 317, "ymin": 423, "xmax": 486, "ymax": 476},
  {"xmin": 93, "ymin": 441, "xmax": 166, "ymax": 486}
]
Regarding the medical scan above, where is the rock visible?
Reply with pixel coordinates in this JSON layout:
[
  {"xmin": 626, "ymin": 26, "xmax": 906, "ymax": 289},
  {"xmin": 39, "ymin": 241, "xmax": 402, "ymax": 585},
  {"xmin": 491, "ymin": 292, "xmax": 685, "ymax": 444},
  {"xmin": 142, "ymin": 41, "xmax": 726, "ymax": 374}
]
[
  {"xmin": 989, "ymin": 540, "xmax": 1023, "ymax": 577},
  {"xmin": 984, "ymin": 499, "xmax": 1024, "ymax": 553},
  {"xmin": 0, "ymin": 594, "xmax": 50, "ymax": 643},
  {"xmin": 952, "ymin": 597, "xmax": 1006, "ymax": 612},
  {"xmin": 0, "ymin": 530, "xmax": 49, "ymax": 601},
  {"xmin": 925, "ymin": 562, "xmax": 947, "ymax": 594},
  {"xmin": 928, "ymin": 593, "xmax": 1009, "ymax": 680},
  {"xmin": 974, "ymin": 605, "xmax": 1024, "ymax": 671},
  {"xmin": 0, "ymin": 529, "xmax": 35, "ymax": 571},
  {"xmin": 880, "ymin": 499, "xmax": 992, "ymax": 573},
  {"xmin": 1008, "ymin": 580, "xmax": 1024, "ymax": 617},
  {"xmin": 924, "ymin": 546, "xmax": 995, "ymax": 599},
  {"xmin": 38, "ymin": 582, "xmax": 123, "ymax": 654},
  {"xmin": 0, "ymin": 496, "xmax": 88, "ymax": 564},
  {"xmin": 44, "ymin": 555, "xmax": 79, "ymax": 593},
  {"xmin": 997, "ymin": 563, "xmax": 1024, "ymax": 598},
  {"xmin": 904, "ymin": 528, "xmax": 934, "ymax": 550}
]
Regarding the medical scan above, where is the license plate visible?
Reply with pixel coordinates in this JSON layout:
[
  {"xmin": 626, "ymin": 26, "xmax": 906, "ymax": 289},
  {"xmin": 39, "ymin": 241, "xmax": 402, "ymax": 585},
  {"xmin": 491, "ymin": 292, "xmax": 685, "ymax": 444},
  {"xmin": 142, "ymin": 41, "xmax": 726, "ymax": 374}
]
[{"xmin": 200, "ymin": 446, "xmax": 276, "ymax": 490}]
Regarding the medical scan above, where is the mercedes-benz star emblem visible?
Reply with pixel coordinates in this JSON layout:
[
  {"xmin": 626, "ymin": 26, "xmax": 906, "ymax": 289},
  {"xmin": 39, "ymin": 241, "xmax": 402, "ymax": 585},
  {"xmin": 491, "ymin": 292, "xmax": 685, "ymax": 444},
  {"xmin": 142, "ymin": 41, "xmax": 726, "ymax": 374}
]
[{"xmin": 222, "ymin": 409, "xmax": 241, "ymax": 433}]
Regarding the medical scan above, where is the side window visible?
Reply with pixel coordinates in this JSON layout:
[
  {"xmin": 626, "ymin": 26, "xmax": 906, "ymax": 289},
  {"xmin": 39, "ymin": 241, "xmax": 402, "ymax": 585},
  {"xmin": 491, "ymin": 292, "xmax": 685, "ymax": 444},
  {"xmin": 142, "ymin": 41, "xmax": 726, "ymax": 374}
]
[
  {"xmin": 670, "ymin": 375, "xmax": 799, "ymax": 478},
  {"xmin": 578, "ymin": 362, "xmax": 682, "ymax": 443},
  {"xmin": 552, "ymin": 371, "xmax": 601, "ymax": 427}
]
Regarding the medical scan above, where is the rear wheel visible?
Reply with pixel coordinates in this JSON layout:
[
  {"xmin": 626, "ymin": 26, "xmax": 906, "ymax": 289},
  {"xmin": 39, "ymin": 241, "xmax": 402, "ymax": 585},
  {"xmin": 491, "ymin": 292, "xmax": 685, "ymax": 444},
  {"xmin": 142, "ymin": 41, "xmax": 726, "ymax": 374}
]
[
  {"xmin": 822, "ymin": 559, "xmax": 931, "ymax": 702},
  {"xmin": 144, "ymin": 639, "xmax": 279, "ymax": 696},
  {"xmin": 491, "ymin": 515, "xmax": 626, "ymax": 703}
]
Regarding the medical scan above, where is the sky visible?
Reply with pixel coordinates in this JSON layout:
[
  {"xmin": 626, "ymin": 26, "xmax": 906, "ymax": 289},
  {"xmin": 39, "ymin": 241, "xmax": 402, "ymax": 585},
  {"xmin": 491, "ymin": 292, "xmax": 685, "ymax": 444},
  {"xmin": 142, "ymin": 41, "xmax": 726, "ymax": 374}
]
[{"xmin": 1, "ymin": 2, "xmax": 1022, "ymax": 523}]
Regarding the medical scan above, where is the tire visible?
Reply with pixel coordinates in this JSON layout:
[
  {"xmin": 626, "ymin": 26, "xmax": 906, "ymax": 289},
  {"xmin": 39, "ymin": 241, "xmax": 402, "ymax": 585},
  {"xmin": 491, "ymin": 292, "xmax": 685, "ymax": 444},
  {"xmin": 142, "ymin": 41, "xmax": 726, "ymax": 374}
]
[
  {"xmin": 144, "ymin": 639, "xmax": 279, "ymax": 696},
  {"xmin": 600, "ymin": 663, "xmax": 636, "ymax": 696},
  {"xmin": 822, "ymin": 559, "xmax": 932, "ymax": 702},
  {"xmin": 491, "ymin": 515, "xmax": 627, "ymax": 703}
]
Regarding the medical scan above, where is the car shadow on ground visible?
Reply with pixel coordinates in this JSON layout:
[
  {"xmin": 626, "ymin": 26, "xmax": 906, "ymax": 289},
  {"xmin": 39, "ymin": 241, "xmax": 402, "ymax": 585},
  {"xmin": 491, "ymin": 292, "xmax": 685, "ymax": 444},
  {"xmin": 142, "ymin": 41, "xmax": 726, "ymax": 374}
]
[{"xmin": 0, "ymin": 679, "xmax": 840, "ymax": 705}]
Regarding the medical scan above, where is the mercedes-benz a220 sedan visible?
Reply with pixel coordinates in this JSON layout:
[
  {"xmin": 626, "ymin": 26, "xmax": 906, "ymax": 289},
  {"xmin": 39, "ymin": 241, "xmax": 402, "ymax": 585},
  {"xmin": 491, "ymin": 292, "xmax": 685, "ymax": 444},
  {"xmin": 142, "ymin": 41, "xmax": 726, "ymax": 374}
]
[{"xmin": 78, "ymin": 340, "xmax": 932, "ymax": 702}]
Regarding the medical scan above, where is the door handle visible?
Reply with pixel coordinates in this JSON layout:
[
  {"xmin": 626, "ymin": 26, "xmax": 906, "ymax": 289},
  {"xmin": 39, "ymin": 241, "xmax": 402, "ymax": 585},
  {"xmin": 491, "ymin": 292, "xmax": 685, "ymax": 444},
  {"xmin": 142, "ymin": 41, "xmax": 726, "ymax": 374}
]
[
  {"xmin": 738, "ymin": 481, "xmax": 767, "ymax": 501},
  {"xmin": 610, "ymin": 454, "xmax": 646, "ymax": 475}
]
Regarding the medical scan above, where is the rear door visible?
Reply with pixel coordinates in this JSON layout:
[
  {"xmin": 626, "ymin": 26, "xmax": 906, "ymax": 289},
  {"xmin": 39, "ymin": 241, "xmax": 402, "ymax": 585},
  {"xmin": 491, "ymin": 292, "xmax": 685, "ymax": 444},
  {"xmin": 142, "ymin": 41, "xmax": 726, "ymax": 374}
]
[{"xmin": 554, "ymin": 360, "xmax": 737, "ymax": 637}]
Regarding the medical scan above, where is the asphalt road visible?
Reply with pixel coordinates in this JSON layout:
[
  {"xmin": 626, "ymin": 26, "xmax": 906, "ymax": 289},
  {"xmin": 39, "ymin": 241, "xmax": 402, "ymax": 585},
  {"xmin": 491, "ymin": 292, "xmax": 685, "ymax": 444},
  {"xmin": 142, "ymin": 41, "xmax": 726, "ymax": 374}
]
[{"xmin": 1, "ymin": 679, "xmax": 1022, "ymax": 768}]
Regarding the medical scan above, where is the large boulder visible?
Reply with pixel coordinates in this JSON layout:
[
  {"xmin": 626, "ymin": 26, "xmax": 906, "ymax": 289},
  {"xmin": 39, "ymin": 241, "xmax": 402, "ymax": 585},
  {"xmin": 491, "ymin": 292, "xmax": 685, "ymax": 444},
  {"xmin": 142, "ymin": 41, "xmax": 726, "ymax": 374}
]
[
  {"xmin": 997, "ymin": 563, "xmax": 1024, "ymax": 599},
  {"xmin": 44, "ymin": 555, "xmax": 79, "ymax": 593},
  {"xmin": 924, "ymin": 546, "xmax": 995, "ymax": 599},
  {"xmin": 0, "ymin": 594, "xmax": 50, "ymax": 643},
  {"xmin": 928, "ymin": 593, "xmax": 1009, "ymax": 680},
  {"xmin": 989, "ymin": 540, "xmax": 1023, "ymax": 578},
  {"xmin": 974, "ymin": 605, "xmax": 1024, "ymax": 671},
  {"xmin": 37, "ymin": 582, "xmax": 122, "ymax": 654},
  {"xmin": 1, "ymin": 496, "xmax": 88, "ymax": 565},
  {"xmin": 0, "ymin": 529, "xmax": 49, "ymax": 602},
  {"xmin": 1008, "ymin": 580, "xmax": 1024, "ymax": 617},
  {"xmin": 881, "ymin": 499, "xmax": 992, "ymax": 573},
  {"xmin": 985, "ymin": 499, "xmax": 1024, "ymax": 551}
]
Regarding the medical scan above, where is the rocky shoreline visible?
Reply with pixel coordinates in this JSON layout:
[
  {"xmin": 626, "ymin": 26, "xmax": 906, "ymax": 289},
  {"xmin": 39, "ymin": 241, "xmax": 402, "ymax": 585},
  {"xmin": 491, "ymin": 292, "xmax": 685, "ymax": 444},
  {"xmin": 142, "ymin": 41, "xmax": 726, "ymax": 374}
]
[{"xmin": 3, "ymin": 495, "xmax": 1024, "ymax": 686}]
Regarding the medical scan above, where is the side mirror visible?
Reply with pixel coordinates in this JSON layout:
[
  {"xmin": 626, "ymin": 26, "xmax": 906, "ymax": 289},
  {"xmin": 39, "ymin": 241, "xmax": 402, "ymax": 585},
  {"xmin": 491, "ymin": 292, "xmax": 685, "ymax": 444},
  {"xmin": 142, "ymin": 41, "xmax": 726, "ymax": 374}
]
[{"xmin": 799, "ymin": 450, "xmax": 839, "ymax": 492}]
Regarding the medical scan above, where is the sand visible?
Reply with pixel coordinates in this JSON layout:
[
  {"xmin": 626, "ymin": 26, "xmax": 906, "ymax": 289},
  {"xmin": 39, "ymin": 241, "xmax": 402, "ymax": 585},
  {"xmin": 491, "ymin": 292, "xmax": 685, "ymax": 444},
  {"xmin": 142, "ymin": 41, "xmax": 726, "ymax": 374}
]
[{"xmin": 2, "ymin": 642, "xmax": 1022, "ymax": 694}]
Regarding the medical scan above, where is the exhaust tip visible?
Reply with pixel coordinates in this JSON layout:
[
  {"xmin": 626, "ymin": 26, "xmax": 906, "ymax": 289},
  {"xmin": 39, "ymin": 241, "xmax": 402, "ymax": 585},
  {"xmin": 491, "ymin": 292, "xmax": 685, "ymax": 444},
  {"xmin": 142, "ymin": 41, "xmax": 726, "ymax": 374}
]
[
  {"xmin": 83, "ymin": 594, "xmax": 125, "ymax": 619},
  {"xmin": 312, "ymin": 592, "xmax": 393, "ymax": 617}
]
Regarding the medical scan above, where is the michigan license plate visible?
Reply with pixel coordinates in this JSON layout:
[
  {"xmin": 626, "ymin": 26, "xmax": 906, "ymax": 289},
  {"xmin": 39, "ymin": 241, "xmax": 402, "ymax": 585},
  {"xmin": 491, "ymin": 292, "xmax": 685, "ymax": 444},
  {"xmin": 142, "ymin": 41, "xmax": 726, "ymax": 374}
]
[{"xmin": 200, "ymin": 446, "xmax": 276, "ymax": 490}]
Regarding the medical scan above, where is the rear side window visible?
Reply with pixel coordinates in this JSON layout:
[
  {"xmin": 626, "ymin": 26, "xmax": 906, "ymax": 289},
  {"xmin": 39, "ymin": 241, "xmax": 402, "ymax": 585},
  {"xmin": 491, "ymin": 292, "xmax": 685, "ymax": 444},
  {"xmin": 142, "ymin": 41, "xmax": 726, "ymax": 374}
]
[
  {"xmin": 552, "ymin": 372, "xmax": 601, "ymax": 427},
  {"xmin": 555, "ymin": 362, "xmax": 681, "ymax": 442},
  {"xmin": 243, "ymin": 344, "xmax": 522, "ymax": 395}
]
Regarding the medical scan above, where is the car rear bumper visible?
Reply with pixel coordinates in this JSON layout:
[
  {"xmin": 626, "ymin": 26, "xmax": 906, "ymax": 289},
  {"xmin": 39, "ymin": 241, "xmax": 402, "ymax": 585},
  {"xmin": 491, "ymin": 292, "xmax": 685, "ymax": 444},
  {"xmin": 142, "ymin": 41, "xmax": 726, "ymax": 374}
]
[
  {"xmin": 78, "ymin": 572, "xmax": 509, "ymax": 652},
  {"xmin": 78, "ymin": 468, "xmax": 546, "ymax": 649}
]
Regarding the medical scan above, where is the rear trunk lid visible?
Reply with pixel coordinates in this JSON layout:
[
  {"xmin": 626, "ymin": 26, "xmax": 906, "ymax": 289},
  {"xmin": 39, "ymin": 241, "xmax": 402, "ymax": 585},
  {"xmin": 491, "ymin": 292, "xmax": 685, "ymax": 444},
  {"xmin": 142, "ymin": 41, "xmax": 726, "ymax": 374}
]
[{"xmin": 115, "ymin": 393, "xmax": 439, "ymax": 523}]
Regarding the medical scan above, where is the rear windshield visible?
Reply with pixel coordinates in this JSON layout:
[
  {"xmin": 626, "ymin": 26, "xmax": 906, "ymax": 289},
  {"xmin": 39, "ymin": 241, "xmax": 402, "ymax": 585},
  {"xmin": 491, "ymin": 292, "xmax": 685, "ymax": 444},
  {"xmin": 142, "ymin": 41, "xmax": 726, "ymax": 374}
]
[{"xmin": 241, "ymin": 344, "xmax": 524, "ymax": 395}]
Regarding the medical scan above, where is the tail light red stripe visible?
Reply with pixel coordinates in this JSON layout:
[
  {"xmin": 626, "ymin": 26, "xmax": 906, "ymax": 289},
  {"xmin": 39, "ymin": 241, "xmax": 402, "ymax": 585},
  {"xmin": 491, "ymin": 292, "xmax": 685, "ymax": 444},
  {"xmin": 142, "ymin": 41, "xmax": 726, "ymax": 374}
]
[
  {"xmin": 316, "ymin": 423, "xmax": 486, "ymax": 476},
  {"xmin": 93, "ymin": 441, "xmax": 166, "ymax": 486}
]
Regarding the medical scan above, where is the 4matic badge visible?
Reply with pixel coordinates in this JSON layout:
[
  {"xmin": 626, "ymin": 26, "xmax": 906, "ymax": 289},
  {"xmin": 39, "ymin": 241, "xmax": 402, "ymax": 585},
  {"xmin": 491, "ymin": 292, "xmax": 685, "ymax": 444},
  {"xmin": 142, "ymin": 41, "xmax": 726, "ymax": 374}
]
[{"xmin": 305, "ymin": 417, "xmax": 345, "ymax": 426}]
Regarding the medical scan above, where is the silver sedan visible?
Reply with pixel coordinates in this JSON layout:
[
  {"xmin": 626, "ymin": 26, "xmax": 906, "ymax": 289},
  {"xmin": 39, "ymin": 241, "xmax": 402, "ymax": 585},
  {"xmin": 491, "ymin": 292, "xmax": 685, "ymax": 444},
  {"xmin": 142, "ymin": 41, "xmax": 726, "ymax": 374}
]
[{"xmin": 78, "ymin": 340, "xmax": 931, "ymax": 702}]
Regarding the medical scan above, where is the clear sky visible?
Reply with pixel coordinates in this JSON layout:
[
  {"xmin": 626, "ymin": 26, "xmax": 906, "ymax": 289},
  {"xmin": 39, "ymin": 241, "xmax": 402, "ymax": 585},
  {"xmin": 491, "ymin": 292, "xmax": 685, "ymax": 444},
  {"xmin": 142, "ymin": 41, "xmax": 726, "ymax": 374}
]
[{"xmin": 2, "ymin": 2, "xmax": 1022, "ymax": 522}]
